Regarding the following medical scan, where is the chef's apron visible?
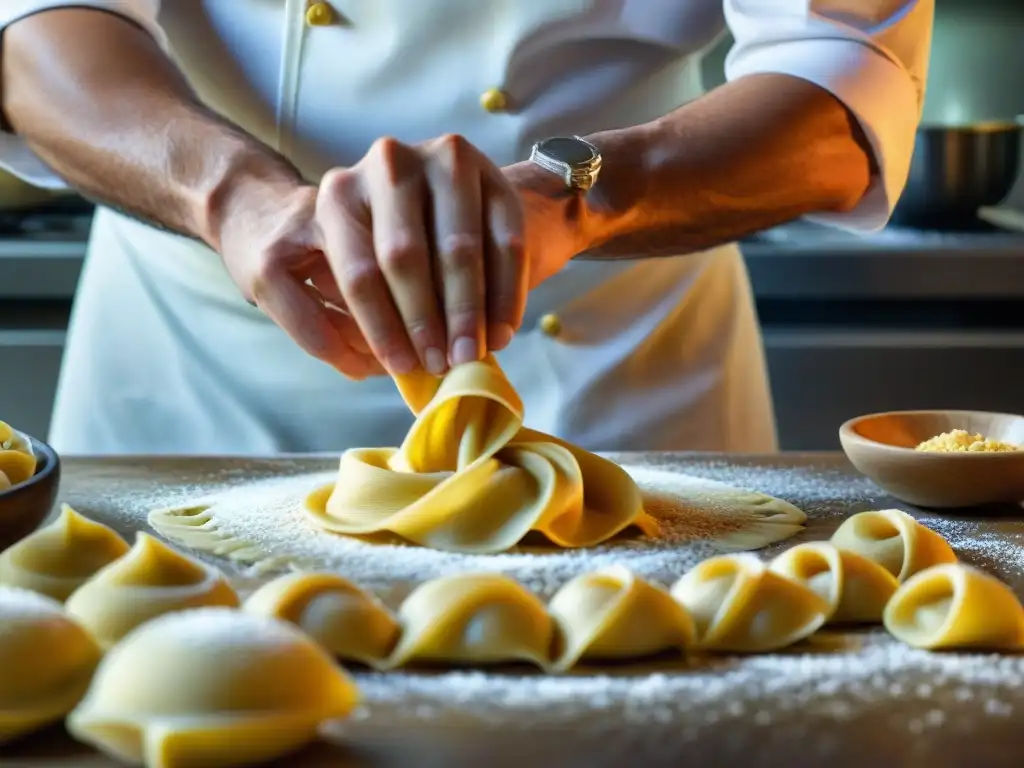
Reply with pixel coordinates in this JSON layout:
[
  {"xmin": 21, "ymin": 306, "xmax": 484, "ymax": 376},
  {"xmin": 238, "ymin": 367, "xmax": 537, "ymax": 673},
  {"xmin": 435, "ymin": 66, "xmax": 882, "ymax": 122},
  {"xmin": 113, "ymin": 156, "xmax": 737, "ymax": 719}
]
[{"xmin": 47, "ymin": 2, "xmax": 779, "ymax": 455}]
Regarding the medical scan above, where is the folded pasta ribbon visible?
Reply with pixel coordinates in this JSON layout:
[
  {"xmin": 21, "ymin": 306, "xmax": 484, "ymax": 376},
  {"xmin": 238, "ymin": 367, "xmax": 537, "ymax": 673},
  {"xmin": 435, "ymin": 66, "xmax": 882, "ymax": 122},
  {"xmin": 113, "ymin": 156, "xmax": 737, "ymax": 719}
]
[{"xmin": 305, "ymin": 356, "xmax": 659, "ymax": 553}]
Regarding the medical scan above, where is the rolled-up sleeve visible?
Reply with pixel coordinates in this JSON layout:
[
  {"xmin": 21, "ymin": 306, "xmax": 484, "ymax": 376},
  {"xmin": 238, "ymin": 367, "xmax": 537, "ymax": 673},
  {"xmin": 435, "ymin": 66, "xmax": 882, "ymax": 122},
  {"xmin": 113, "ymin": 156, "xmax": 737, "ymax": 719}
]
[
  {"xmin": 0, "ymin": 1, "xmax": 164, "ymax": 188},
  {"xmin": 723, "ymin": 0, "xmax": 933, "ymax": 232}
]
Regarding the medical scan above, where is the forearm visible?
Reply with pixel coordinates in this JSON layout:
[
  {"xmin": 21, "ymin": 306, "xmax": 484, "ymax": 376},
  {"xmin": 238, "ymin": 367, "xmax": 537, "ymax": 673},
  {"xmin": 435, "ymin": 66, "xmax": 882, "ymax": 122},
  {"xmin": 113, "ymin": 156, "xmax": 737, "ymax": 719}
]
[
  {"xmin": 578, "ymin": 73, "xmax": 876, "ymax": 258},
  {"xmin": 1, "ymin": 8, "xmax": 303, "ymax": 250}
]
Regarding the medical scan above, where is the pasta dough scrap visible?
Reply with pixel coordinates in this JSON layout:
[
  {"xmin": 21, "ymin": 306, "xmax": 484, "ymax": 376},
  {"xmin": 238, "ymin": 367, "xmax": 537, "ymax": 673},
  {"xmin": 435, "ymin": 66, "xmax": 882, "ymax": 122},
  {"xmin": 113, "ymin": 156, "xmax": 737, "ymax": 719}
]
[
  {"xmin": 0, "ymin": 586, "xmax": 102, "ymax": 745},
  {"xmin": 243, "ymin": 572, "xmax": 400, "ymax": 667},
  {"xmin": 884, "ymin": 562, "xmax": 1024, "ymax": 651},
  {"xmin": 67, "ymin": 608, "xmax": 360, "ymax": 768},
  {"xmin": 830, "ymin": 509, "xmax": 957, "ymax": 582},
  {"xmin": 547, "ymin": 565, "xmax": 695, "ymax": 671},
  {"xmin": 770, "ymin": 541, "xmax": 899, "ymax": 625},
  {"xmin": 385, "ymin": 572, "xmax": 554, "ymax": 669},
  {"xmin": 64, "ymin": 532, "xmax": 239, "ymax": 649},
  {"xmin": 0, "ymin": 420, "xmax": 36, "ymax": 488},
  {"xmin": 670, "ymin": 553, "xmax": 829, "ymax": 653},
  {"xmin": 304, "ymin": 356, "xmax": 658, "ymax": 554},
  {"xmin": 0, "ymin": 504, "xmax": 130, "ymax": 602}
]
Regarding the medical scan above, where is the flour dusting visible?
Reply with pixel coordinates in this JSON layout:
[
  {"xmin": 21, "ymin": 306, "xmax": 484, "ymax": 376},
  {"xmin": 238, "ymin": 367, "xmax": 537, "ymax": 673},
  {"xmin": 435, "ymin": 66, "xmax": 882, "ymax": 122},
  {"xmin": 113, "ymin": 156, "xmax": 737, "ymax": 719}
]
[{"xmin": 147, "ymin": 465, "xmax": 811, "ymax": 600}]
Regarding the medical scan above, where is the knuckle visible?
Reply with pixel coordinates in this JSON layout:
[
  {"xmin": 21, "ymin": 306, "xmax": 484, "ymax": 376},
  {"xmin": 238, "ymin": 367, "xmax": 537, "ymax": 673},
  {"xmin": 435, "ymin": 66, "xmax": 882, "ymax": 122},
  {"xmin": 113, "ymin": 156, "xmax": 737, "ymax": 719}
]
[
  {"xmin": 340, "ymin": 262, "xmax": 384, "ymax": 300},
  {"xmin": 378, "ymin": 237, "xmax": 427, "ymax": 275},
  {"xmin": 319, "ymin": 167, "xmax": 360, "ymax": 203},
  {"xmin": 430, "ymin": 133, "xmax": 472, "ymax": 172},
  {"xmin": 439, "ymin": 232, "xmax": 483, "ymax": 270},
  {"xmin": 445, "ymin": 302, "xmax": 484, "ymax": 335}
]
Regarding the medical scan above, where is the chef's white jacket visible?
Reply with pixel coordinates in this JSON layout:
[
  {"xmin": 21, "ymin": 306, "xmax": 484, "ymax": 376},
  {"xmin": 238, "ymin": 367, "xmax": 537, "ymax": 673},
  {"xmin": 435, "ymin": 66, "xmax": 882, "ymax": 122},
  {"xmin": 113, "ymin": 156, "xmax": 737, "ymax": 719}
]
[{"xmin": 0, "ymin": 0, "xmax": 930, "ymax": 454}]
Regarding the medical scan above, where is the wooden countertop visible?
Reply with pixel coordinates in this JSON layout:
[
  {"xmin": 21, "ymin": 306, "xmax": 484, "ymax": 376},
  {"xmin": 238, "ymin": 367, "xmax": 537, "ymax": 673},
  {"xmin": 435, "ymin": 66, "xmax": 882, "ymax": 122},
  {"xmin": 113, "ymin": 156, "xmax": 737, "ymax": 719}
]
[{"xmin": 4, "ymin": 452, "xmax": 1024, "ymax": 768}]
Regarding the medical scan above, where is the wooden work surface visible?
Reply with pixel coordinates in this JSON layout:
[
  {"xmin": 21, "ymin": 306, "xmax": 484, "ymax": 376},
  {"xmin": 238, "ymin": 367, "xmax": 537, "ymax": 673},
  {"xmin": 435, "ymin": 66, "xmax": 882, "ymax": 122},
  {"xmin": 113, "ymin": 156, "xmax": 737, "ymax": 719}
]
[{"xmin": 3, "ymin": 452, "xmax": 1024, "ymax": 768}]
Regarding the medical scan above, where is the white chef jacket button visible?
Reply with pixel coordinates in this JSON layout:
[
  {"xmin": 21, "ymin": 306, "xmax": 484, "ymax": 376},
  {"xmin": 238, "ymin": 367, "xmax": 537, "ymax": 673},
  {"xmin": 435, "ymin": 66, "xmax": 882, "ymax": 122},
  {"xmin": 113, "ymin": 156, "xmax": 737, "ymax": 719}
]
[
  {"xmin": 480, "ymin": 87, "xmax": 510, "ymax": 114},
  {"xmin": 538, "ymin": 313, "xmax": 562, "ymax": 337},
  {"xmin": 306, "ymin": 2, "xmax": 334, "ymax": 26}
]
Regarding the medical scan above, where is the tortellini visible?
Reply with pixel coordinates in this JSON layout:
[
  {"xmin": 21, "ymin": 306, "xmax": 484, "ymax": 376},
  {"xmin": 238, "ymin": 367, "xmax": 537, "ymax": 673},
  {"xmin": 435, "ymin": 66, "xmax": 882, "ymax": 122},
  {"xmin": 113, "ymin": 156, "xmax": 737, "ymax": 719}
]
[
  {"xmin": 830, "ymin": 508, "xmax": 957, "ymax": 582},
  {"xmin": 304, "ymin": 356, "xmax": 658, "ymax": 554},
  {"xmin": 884, "ymin": 563, "xmax": 1024, "ymax": 651},
  {"xmin": 65, "ymin": 532, "xmax": 239, "ymax": 648},
  {"xmin": 0, "ymin": 504, "xmax": 130, "ymax": 602},
  {"xmin": 0, "ymin": 586, "xmax": 102, "ymax": 744},
  {"xmin": 387, "ymin": 572, "xmax": 555, "ymax": 669},
  {"xmin": 671, "ymin": 553, "xmax": 830, "ymax": 652},
  {"xmin": 548, "ymin": 565, "xmax": 694, "ymax": 671},
  {"xmin": 0, "ymin": 420, "xmax": 36, "ymax": 488},
  {"xmin": 67, "ymin": 608, "xmax": 360, "ymax": 768},
  {"xmin": 770, "ymin": 541, "xmax": 899, "ymax": 625},
  {"xmin": 243, "ymin": 572, "xmax": 400, "ymax": 666}
]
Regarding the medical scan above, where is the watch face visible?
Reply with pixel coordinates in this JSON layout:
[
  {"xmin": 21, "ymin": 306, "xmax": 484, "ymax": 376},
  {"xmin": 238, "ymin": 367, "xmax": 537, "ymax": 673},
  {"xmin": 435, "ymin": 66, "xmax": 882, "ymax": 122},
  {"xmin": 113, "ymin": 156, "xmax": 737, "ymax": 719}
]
[{"xmin": 538, "ymin": 137, "xmax": 595, "ymax": 166}]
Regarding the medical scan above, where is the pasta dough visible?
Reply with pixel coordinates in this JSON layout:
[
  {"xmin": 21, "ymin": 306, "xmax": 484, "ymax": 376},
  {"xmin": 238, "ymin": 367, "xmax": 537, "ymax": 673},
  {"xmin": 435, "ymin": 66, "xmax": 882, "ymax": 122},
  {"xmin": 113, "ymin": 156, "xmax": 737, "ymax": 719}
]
[
  {"xmin": 548, "ymin": 565, "xmax": 694, "ymax": 671},
  {"xmin": 243, "ymin": 572, "xmax": 400, "ymax": 666},
  {"xmin": 770, "ymin": 542, "xmax": 898, "ymax": 625},
  {"xmin": 304, "ymin": 356, "xmax": 658, "ymax": 553},
  {"xmin": 830, "ymin": 509, "xmax": 957, "ymax": 582},
  {"xmin": 0, "ymin": 586, "xmax": 102, "ymax": 745},
  {"xmin": 0, "ymin": 420, "xmax": 36, "ymax": 488},
  {"xmin": 0, "ymin": 504, "xmax": 130, "ymax": 602},
  {"xmin": 67, "ymin": 608, "xmax": 360, "ymax": 768},
  {"xmin": 64, "ymin": 532, "xmax": 239, "ymax": 649},
  {"xmin": 387, "ymin": 572, "xmax": 554, "ymax": 669},
  {"xmin": 671, "ymin": 553, "xmax": 829, "ymax": 652},
  {"xmin": 884, "ymin": 563, "xmax": 1024, "ymax": 651}
]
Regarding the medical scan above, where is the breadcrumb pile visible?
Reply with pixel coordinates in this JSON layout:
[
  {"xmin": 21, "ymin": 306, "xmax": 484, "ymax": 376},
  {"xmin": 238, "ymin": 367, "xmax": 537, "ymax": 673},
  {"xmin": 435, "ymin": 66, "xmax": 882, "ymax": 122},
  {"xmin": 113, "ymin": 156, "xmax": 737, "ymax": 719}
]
[{"xmin": 915, "ymin": 429, "xmax": 1019, "ymax": 453}]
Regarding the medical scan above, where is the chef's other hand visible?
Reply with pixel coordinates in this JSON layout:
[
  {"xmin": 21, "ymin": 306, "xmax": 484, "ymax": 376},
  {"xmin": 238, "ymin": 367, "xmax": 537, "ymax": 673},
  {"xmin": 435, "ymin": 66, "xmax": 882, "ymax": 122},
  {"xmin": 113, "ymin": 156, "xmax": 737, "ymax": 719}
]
[{"xmin": 317, "ymin": 134, "xmax": 528, "ymax": 376}]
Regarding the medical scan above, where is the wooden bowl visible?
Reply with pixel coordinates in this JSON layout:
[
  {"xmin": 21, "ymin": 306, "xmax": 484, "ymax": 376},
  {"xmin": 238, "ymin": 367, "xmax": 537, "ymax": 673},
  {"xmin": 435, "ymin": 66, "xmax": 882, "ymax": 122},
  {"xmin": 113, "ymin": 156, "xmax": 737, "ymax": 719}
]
[
  {"xmin": 839, "ymin": 410, "xmax": 1024, "ymax": 508},
  {"xmin": 0, "ymin": 433, "xmax": 61, "ymax": 551}
]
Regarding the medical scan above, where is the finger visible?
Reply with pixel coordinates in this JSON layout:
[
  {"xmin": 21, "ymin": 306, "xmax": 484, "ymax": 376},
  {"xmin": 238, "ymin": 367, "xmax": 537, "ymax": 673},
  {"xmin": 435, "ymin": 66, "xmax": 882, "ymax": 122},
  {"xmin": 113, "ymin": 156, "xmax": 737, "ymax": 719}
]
[
  {"xmin": 425, "ymin": 134, "xmax": 487, "ymax": 366},
  {"xmin": 307, "ymin": 261, "xmax": 371, "ymax": 354},
  {"xmin": 482, "ymin": 171, "xmax": 528, "ymax": 351},
  {"xmin": 322, "ymin": 305, "xmax": 387, "ymax": 378},
  {"xmin": 250, "ymin": 260, "xmax": 370, "ymax": 378},
  {"xmin": 317, "ymin": 163, "xmax": 419, "ymax": 376},
  {"xmin": 364, "ymin": 141, "xmax": 448, "ymax": 376}
]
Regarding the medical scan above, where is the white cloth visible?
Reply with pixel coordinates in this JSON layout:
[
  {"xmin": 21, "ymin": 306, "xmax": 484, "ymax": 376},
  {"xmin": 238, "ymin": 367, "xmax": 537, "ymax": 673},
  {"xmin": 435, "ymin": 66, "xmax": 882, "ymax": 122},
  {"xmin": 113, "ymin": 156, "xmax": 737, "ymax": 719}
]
[{"xmin": 0, "ymin": 0, "xmax": 930, "ymax": 455}]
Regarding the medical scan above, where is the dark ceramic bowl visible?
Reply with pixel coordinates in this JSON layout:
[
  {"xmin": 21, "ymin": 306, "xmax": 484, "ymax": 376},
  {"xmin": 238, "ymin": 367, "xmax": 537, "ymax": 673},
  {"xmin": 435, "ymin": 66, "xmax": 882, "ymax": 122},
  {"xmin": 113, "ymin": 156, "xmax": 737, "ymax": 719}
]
[{"xmin": 0, "ymin": 433, "xmax": 60, "ymax": 551}]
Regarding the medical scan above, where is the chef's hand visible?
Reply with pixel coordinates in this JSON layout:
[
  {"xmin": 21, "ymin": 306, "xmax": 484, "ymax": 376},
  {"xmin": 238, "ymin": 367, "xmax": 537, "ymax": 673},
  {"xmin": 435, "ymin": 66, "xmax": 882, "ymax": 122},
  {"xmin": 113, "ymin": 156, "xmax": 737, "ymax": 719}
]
[{"xmin": 219, "ymin": 135, "xmax": 578, "ymax": 379}]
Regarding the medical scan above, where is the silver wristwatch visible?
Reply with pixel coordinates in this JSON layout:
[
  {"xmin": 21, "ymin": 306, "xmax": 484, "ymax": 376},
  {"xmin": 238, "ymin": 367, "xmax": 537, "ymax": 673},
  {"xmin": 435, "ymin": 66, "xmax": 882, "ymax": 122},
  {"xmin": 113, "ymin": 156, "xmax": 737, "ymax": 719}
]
[{"xmin": 529, "ymin": 136, "xmax": 602, "ymax": 192}]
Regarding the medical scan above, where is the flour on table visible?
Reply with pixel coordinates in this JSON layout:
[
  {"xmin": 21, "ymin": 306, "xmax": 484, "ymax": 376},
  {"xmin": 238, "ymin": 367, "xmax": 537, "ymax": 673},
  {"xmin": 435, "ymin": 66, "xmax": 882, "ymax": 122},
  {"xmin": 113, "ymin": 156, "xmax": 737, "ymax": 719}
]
[{"xmin": 148, "ymin": 466, "xmax": 807, "ymax": 600}]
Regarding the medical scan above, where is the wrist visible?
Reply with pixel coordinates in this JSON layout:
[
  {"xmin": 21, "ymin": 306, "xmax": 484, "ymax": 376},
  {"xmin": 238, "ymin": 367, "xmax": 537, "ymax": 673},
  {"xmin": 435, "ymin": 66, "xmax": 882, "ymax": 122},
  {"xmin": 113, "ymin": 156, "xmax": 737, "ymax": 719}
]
[{"xmin": 199, "ymin": 141, "xmax": 307, "ymax": 253}]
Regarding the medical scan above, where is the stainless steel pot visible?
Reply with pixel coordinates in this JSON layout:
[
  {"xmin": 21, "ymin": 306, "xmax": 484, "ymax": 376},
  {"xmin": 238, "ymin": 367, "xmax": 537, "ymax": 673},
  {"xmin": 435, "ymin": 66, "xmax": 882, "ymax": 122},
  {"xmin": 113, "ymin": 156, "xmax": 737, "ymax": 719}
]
[{"xmin": 889, "ymin": 121, "xmax": 1023, "ymax": 230}]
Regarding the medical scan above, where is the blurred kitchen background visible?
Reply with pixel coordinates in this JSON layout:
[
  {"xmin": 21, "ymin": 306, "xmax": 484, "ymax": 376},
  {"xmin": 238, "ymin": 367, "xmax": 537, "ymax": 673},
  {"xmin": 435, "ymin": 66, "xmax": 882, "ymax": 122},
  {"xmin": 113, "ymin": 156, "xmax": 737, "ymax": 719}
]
[{"xmin": 2, "ymin": 0, "xmax": 1023, "ymax": 451}]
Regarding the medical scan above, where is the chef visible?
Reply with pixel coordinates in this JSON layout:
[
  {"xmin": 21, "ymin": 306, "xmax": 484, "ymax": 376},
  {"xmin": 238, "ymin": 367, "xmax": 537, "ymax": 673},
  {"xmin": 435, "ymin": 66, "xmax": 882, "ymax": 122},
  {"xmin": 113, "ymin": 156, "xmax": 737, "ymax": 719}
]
[{"xmin": 0, "ymin": 1, "xmax": 931, "ymax": 455}]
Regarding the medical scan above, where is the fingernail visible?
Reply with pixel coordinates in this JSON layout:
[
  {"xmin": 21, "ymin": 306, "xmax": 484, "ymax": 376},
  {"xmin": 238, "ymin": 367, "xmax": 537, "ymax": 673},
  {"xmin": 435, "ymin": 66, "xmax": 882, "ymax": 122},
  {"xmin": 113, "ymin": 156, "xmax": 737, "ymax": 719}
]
[
  {"xmin": 424, "ymin": 347, "xmax": 447, "ymax": 376},
  {"xmin": 490, "ymin": 323, "xmax": 514, "ymax": 351},
  {"xmin": 451, "ymin": 336, "xmax": 478, "ymax": 366},
  {"xmin": 387, "ymin": 351, "xmax": 417, "ymax": 376}
]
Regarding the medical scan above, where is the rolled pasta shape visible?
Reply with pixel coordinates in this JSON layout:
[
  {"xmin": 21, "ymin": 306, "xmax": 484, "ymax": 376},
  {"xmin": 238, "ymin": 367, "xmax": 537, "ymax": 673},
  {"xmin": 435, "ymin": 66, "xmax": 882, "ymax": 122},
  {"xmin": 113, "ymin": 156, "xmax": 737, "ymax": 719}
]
[
  {"xmin": 670, "ymin": 553, "xmax": 829, "ymax": 652},
  {"xmin": 547, "ymin": 565, "xmax": 694, "ymax": 671},
  {"xmin": 67, "ymin": 608, "xmax": 360, "ymax": 768},
  {"xmin": 0, "ymin": 504, "xmax": 130, "ymax": 602},
  {"xmin": 830, "ymin": 509, "xmax": 956, "ymax": 582},
  {"xmin": 884, "ymin": 562, "xmax": 1024, "ymax": 651},
  {"xmin": 0, "ymin": 420, "xmax": 36, "ymax": 488},
  {"xmin": 0, "ymin": 586, "xmax": 102, "ymax": 745},
  {"xmin": 770, "ymin": 541, "xmax": 899, "ymax": 625},
  {"xmin": 65, "ymin": 532, "xmax": 239, "ymax": 649},
  {"xmin": 304, "ymin": 357, "xmax": 657, "ymax": 554},
  {"xmin": 386, "ymin": 572, "xmax": 554, "ymax": 669},
  {"xmin": 243, "ymin": 572, "xmax": 400, "ymax": 667}
]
